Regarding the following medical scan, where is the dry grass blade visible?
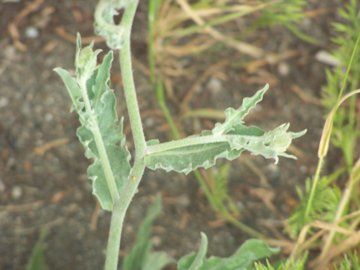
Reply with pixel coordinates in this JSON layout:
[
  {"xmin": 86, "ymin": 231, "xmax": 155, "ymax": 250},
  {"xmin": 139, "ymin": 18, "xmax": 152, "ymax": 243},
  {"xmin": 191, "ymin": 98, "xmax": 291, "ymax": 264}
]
[
  {"xmin": 317, "ymin": 155, "xmax": 360, "ymax": 264},
  {"xmin": 175, "ymin": 0, "xmax": 264, "ymax": 57},
  {"xmin": 312, "ymin": 231, "xmax": 360, "ymax": 270},
  {"xmin": 162, "ymin": 36, "xmax": 215, "ymax": 57},
  {"xmin": 312, "ymin": 221, "xmax": 354, "ymax": 235}
]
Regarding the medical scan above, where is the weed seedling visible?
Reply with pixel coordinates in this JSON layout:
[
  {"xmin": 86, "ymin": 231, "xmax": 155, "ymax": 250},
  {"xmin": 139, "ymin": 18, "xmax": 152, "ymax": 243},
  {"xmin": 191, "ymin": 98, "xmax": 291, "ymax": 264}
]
[{"xmin": 55, "ymin": 1, "xmax": 305, "ymax": 269}]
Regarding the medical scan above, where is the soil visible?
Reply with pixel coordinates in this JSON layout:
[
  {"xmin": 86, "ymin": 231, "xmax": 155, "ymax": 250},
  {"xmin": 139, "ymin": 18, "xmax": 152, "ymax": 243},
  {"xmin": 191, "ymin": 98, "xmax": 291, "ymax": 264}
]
[{"xmin": 0, "ymin": 1, "xmax": 342, "ymax": 269}]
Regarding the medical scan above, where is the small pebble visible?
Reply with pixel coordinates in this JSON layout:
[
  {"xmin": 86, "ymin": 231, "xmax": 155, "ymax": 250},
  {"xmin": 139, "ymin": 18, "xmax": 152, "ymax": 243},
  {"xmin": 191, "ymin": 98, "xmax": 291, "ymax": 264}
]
[
  {"xmin": 315, "ymin": 50, "xmax": 340, "ymax": 67},
  {"xmin": 207, "ymin": 77, "xmax": 222, "ymax": 95},
  {"xmin": 0, "ymin": 97, "xmax": 9, "ymax": 108},
  {"xmin": 278, "ymin": 62, "xmax": 290, "ymax": 76},
  {"xmin": 25, "ymin": 26, "xmax": 39, "ymax": 39},
  {"xmin": 300, "ymin": 165, "xmax": 308, "ymax": 174},
  {"xmin": 151, "ymin": 236, "xmax": 161, "ymax": 247},
  {"xmin": 176, "ymin": 195, "xmax": 190, "ymax": 208},
  {"xmin": 12, "ymin": 186, "xmax": 22, "ymax": 200},
  {"xmin": 45, "ymin": 113, "xmax": 53, "ymax": 122},
  {"xmin": 144, "ymin": 117, "xmax": 154, "ymax": 127}
]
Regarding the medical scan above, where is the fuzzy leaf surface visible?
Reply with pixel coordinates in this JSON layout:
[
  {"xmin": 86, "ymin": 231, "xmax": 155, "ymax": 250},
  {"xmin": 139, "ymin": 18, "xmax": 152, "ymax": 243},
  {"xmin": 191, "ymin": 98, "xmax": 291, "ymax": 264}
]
[
  {"xmin": 94, "ymin": 0, "xmax": 126, "ymax": 49},
  {"xmin": 212, "ymin": 84, "xmax": 268, "ymax": 135},
  {"xmin": 145, "ymin": 86, "xmax": 306, "ymax": 174},
  {"xmin": 54, "ymin": 40, "xmax": 131, "ymax": 211}
]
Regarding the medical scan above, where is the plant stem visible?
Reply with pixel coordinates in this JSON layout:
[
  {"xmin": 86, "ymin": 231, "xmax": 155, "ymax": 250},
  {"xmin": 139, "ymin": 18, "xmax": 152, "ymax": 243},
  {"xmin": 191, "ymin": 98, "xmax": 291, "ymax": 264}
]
[
  {"xmin": 104, "ymin": 161, "xmax": 145, "ymax": 270},
  {"xmin": 145, "ymin": 134, "xmax": 227, "ymax": 154},
  {"xmin": 304, "ymin": 158, "xmax": 324, "ymax": 221},
  {"xmin": 104, "ymin": 199, "xmax": 123, "ymax": 270},
  {"xmin": 119, "ymin": 0, "xmax": 146, "ymax": 157},
  {"xmin": 104, "ymin": 1, "xmax": 146, "ymax": 270},
  {"xmin": 223, "ymin": 211, "xmax": 267, "ymax": 239}
]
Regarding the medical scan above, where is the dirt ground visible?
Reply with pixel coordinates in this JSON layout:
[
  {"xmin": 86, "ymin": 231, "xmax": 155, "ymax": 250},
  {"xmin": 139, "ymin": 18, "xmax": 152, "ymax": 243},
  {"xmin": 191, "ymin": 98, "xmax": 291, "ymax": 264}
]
[{"xmin": 0, "ymin": 1, "xmax": 341, "ymax": 269}]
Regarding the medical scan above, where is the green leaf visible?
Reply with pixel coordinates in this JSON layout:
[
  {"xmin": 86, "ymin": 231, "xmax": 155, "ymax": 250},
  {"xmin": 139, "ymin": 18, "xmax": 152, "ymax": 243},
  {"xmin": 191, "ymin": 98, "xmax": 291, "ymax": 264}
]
[
  {"xmin": 26, "ymin": 229, "xmax": 48, "ymax": 270},
  {"xmin": 123, "ymin": 195, "xmax": 173, "ymax": 270},
  {"xmin": 55, "ymin": 38, "xmax": 131, "ymax": 211},
  {"xmin": 142, "ymin": 251, "xmax": 174, "ymax": 270},
  {"xmin": 212, "ymin": 84, "xmax": 268, "ymax": 135},
  {"xmin": 178, "ymin": 237, "xmax": 279, "ymax": 270},
  {"xmin": 254, "ymin": 254, "xmax": 307, "ymax": 270},
  {"xmin": 177, "ymin": 233, "xmax": 207, "ymax": 270},
  {"xmin": 145, "ymin": 86, "xmax": 306, "ymax": 174},
  {"xmin": 202, "ymin": 239, "xmax": 279, "ymax": 270},
  {"xmin": 287, "ymin": 177, "xmax": 341, "ymax": 238},
  {"xmin": 52, "ymin": 68, "xmax": 82, "ymax": 112},
  {"xmin": 334, "ymin": 252, "xmax": 360, "ymax": 270}
]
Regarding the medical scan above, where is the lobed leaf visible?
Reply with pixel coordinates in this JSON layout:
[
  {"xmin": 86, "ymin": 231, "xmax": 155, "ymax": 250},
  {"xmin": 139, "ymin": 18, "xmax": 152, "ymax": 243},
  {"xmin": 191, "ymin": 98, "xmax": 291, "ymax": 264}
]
[
  {"xmin": 145, "ymin": 137, "xmax": 241, "ymax": 175},
  {"xmin": 55, "ymin": 37, "xmax": 131, "ymax": 211},
  {"xmin": 212, "ymin": 84, "xmax": 268, "ymax": 135},
  {"xmin": 145, "ymin": 86, "xmax": 306, "ymax": 174},
  {"xmin": 178, "ymin": 236, "xmax": 279, "ymax": 270}
]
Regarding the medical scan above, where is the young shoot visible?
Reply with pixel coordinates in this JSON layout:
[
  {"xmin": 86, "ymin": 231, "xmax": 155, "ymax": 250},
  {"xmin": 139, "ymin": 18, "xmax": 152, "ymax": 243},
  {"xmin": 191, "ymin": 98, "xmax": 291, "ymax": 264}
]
[{"xmin": 55, "ymin": 0, "xmax": 305, "ymax": 269}]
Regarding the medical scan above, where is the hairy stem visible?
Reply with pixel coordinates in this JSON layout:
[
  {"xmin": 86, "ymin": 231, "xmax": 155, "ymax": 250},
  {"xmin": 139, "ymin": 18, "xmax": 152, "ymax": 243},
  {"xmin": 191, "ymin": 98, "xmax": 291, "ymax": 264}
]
[
  {"xmin": 103, "ymin": 1, "xmax": 145, "ymax": 270},
  {"xmin": 105, "ymin": 162, "xmax": 145, "ymax": 270},
  {"xmin": 119, "ymin": 0, "xmax": 146, "ymax": 158},
  {"xmin": 104, "ymin": 199, "xmax": 123, "ymax": 270}
]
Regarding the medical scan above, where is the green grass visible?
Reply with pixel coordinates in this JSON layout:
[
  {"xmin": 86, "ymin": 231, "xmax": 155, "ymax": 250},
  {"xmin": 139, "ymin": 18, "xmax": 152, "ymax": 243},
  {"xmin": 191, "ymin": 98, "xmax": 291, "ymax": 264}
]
[{"xmin": 148, "ymin": 0, "xmax": 360, "ymax": 268}]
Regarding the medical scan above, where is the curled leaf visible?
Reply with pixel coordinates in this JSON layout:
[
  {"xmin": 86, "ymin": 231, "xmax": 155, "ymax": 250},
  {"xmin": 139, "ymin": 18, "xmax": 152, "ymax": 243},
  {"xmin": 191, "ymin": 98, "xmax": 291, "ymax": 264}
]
[{"xmin": 94, "ymin": 0, "xmax": 127, "ymax": 49}]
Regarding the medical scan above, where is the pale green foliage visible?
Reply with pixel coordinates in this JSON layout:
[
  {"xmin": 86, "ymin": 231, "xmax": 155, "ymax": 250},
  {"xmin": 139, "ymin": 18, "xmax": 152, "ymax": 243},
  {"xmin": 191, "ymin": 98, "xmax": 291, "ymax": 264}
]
[
  {"xmin": 257, "ymin": 0, "xmax": 305, "ymax": 27},
  {"xmin": 123, "ymin": 197, "xmax": 278, "ymax": 270},
  {"xmin": 255, "ymin": 0, "xmax": 316, "ymax": 44},
  {"xmin": 287, "ymin": 0, "xmax": 360, "ymax": 240},
  {"xmin": 211, "ymin": 164, "xmax": 239, "ymax": 215},
  {"xmin": 123, "ymin": 196, "xmax": 173, "ymax": 270},
  {"xmin": 94, "ymin": 0, "xmax": 126, "ymax": 50},
  {"xmin": 287, "ymin": 177, "xmax": 341, "ymax": 237},
  {"xmin": 334, "ymin": 252, "xmax": 360, "ymax": 270},
  {"xmin": 54, "ymin": 37, "xmax": 131, "ymax": 211},
  {"xmin": 332, "ymin": 0, "xmax": 360, "ymax": 62},
  {"xmin": 212, "ymin": 86, "xmax": 267, "ymax": 135},
  {"xmin": 56, "ymin": 1, "xmax": 307, "ymax": 268},
  {"xmin": 145, "ymin": 85, "xmax": 306, "ymax": 174},
  {"xmin": 254, "ymin": 254, "xmax": 307, "ymax": 270},
  {"xmin": 178, "ymin": 237, "xmax": 279, "ymax": 270},
  {"xmin": 322, "ymin": 0, "xmax": 360, "ymax": 170}
]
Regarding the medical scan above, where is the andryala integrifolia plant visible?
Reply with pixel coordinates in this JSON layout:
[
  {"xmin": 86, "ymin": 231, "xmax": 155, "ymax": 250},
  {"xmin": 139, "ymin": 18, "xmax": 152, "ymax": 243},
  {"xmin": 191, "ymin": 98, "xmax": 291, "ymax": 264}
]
[{"xmin": 55, "ymin": 0, "xmax": 305, "ymax": 269}]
